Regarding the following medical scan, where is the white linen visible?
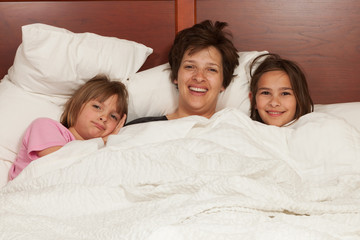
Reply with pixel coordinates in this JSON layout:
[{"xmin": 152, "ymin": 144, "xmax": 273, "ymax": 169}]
[
  {"xmin": 0, "ymin": 160, "xmax": 11, "ymax": 189},
  {"xmin": 8, "ymin": 23, "xmax": 152, "ymax": 96},
  {"xmin": 0, "ymin": 77, "xmax": 63, "ymax": 165},
  {"xmin": 0, "ymin": 108, "xmax": 359, "ymax": 239},
  {"xmin": 315, "ymin": 102, "xmax": 360, "ymax": 132}
]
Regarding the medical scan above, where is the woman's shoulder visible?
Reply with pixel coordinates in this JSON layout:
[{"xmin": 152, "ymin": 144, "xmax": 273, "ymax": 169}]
[{"xmin": 125, "ymin": 115, "xmax": 168, "ymax": 126}]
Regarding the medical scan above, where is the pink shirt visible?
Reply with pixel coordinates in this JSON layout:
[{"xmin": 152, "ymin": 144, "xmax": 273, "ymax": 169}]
[{"xmin": 8, "ymin": 118, "xmax": 75, "ymax": 180}]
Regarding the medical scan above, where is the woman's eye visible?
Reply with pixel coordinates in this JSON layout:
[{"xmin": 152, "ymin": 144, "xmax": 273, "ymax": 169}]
[
  {"xmin": 208, "ymin": 68, "xmax": 218, "ymax": 73},
  {"xmin": 282, "ymin": 92, "xmax": 291, "ymax": 96},
  {"xmin": 184, "ymin": 65, "xmax": 193, "ymax": 69}
]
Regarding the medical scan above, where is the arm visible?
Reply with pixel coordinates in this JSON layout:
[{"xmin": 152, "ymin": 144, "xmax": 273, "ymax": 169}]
[
  {"xmin": 37, "ymin": 146, "xmax": 63, "ymax": 157},
  {"xmin": 26, "ymin": 118, "xmax": 75, "ymax": 159},
  {"xmin": 9, "ymin": 118, "xmax": 74, "ymax": 180}
]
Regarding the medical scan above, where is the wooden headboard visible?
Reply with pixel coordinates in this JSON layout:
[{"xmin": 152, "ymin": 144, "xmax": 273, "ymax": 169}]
[
  {"xmin": 197, "ymin": 0, "xmax": 360, "ymax": 104},
  {"xmin": 1, "ymin": 0, "xmax": 359, "ymax": 104},
  {"xmin": 0, "ymin": 0, "xmax": 183, "ymax": 73}
]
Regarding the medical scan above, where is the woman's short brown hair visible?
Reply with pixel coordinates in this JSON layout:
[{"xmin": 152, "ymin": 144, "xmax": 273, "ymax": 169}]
[
  {"xmin": 168, "ymin": 20, "xmax": 239, "ymax": 89},
  {"xmin": 60, "ymin": 75, "xmax": 128, "ymax": 128},
  {"xmin": 249, "ymin": 53, "xmax": 314, "ymax": 123}
]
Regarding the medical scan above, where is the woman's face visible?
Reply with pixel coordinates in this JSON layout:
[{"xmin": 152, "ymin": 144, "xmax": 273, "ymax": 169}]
[
  {"xmin": 174, "ymin": 46, "xmax": 224, "ymax": 118},
  {"xmin": 253, "ymin": 70, "xmax": 297, "ymax": 127}
]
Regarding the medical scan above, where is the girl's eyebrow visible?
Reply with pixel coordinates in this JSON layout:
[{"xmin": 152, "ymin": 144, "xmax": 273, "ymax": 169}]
[
  {"xmin": 258, "ymin": 87, "xmax": 293, "ymax": 90},
  {"xmin": 92, "ymin": 100, "xmax": 102, "ymax": 104}
]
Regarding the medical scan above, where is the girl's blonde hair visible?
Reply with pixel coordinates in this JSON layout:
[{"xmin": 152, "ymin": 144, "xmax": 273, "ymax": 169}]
[{"xmin": 60, "ymin": 75, "xmax": 128, "ymax": 128}]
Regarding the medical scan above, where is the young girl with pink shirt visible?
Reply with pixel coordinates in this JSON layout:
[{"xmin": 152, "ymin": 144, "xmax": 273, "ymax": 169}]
[{"xmin": 9, "ymin": 75, "xmax": 128, "ymax": 180}]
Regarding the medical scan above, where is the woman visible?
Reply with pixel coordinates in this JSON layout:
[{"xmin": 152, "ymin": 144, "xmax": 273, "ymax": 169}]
[{"xmin": 126, "ymin": 20, "xmax": 239, "ymax": 125}]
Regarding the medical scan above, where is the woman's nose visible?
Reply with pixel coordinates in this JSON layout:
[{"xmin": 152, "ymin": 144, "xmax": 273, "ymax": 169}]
[{"xmin": 193, "ymin": 69, "xmax": 205, "ymax": 82}]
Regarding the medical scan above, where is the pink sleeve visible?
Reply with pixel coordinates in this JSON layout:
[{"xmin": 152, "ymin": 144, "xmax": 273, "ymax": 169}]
[
  {"xmin": 8, "ymin": 118, "xmax": 75, "ymax": 180},
  {"xmin": 24, "ymin": 118, "xmax": 75, "ymax": 160}
]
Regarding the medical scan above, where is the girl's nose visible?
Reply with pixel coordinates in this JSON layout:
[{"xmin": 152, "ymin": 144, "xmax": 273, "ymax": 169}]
[{"xmin": 269, "ymin": 97, "xmax": 280, "ymax": 107}]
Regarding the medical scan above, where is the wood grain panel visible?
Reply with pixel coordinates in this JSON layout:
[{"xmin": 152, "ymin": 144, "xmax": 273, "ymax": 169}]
[
  {"xmin": 0, "ymin": 0, "xmax": 175, "ymax": 78},
  {"xmin": 197, "ymin": 0, "xmax": 360, "ymax": 104},
  {"xmin": 176, "ymin": 0, "xmax": 196, "ymax": 32}
]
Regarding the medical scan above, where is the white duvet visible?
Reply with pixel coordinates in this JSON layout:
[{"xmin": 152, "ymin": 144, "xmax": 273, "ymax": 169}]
[{"xmin": 1, "ymin": 108, "xmax": 360, "ymax": 240}]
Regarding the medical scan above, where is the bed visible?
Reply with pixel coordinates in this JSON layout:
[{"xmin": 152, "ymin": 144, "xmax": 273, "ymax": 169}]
[{"xmin": 0, "ymin": 0, "xmax": 360, "ymax": 239}]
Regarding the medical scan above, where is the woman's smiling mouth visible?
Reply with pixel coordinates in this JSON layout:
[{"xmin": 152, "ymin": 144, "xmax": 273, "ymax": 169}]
[{"xmin": 189, "ymin": 86, "xmax": 208, "ymax": 93}]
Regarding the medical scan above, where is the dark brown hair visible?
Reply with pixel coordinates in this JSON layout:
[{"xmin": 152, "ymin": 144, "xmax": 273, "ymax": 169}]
[
  {"xmin": 60, "ymin": 75, "xmax": 128, "ymax": 128},
  {"xmin": 249, "ymin": 53, "xmax": 314, "ymax": 123},
  {"xmin": 168, "ymin": 20, "xmax": 239, "ymax": 89}
]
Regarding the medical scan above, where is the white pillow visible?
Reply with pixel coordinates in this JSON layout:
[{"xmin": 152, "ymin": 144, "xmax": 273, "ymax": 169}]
[
  {"xmin": 0, "ymin": 75, "xmax": 66, "ymax": 187},
  {"xmin": 0, "ymin": 159, "xmax": 12, "ymax": 188},
  {"xmin": 288, "ymin": 112, "xmax": 360, "ymax": 182},
  {"xmin": 126, "ymin": 63, "xmax": 178, "ymax": 122},
  {"xmin": 216, "ymin": 51, "xmax": 268, "ymax": 114},
  {"xmin": 126, "ymin": 51, "xmax": 268, "ymax": 122},
  {"xmin": 0, "ymin": 76, "xmax": 63, "ymax": 166},
  {"xmin": 314, "ymin": 102, "xmax": 360, "ymax": 132},
  {"xmin": 8, "ymin": 23, "xmax": 153, "ymax": 96}
]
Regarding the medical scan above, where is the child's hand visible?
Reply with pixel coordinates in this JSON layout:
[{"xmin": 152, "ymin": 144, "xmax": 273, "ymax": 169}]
[
  {"xmin": 102, "ymin": 114, "xmax": 127, "ymax": 143},
  {"xmin": 112, "ymin": 114, "xmax": 127, "ymax": 135}
]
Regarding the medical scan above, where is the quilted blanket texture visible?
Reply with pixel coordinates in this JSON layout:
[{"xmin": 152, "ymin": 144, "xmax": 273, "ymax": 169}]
[{"xmin": 1, "ymin": 108, "xmax": 359, "ymax": 239}]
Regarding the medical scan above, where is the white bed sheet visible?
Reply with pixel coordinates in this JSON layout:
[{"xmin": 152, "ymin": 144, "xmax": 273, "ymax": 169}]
[{"xmin": 0, "ymin": 108, "xmax": 359, "ymax": 239}]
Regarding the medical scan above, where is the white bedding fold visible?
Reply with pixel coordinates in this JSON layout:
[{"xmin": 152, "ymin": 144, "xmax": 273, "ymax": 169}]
[{"xmin": 1, "ymin": 108, "xmax": 359, "ymax": 239}]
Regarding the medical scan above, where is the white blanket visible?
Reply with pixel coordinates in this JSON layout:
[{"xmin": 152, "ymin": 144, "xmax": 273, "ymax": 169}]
[{"xmin": 1, "ymin": 108, "xmax": 360, "ymax": 240}]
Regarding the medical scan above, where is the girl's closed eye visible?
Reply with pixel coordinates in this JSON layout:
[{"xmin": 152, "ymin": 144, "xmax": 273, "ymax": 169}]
[
  {"xmin": 110, "ymin": 114, "xmax": 119, "ymax": 121},
  {"xmin": 92, "ymin": 104, "xmax": 101, "ymax": 110},
  {"xmin": 91, "ymin": 100, "xmax": 103, "ymax": 110}
]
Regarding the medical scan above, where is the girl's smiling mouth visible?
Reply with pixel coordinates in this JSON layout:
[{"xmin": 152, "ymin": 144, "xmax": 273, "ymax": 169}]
[{"xmin": 266, "ymin": 111, "xmax": 284, "ymax": 116}]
